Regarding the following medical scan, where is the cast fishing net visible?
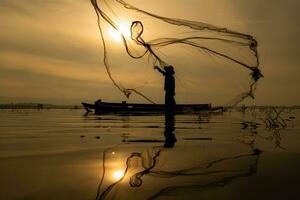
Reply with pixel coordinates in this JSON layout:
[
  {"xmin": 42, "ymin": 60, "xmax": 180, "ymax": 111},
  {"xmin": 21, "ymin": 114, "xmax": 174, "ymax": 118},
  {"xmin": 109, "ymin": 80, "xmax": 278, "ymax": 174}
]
[{"xmin": 90, "ymin": 0, "xmax": 263, "ymax": 106}]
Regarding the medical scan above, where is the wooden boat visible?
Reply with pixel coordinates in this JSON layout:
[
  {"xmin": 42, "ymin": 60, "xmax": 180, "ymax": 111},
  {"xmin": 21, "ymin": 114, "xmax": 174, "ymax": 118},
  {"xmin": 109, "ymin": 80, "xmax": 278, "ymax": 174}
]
[{"xmin": 82, "ymin": 99, "xmax": 223, "ymax": 114}]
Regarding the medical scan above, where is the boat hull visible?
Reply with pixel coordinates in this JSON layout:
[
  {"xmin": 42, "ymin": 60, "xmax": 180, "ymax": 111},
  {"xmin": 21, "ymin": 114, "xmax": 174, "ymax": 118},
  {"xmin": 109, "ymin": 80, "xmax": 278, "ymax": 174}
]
[{"xmin": 82, "ymin": 101, "xmax": 223, "ymax": 115}]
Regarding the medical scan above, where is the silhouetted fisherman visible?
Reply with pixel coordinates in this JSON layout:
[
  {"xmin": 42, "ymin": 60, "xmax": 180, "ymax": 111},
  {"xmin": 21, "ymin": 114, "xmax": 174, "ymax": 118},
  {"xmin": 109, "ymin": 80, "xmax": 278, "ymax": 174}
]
[{"xmin": 154, "ymin": 66, "xmax": 176, "ymax": 109}]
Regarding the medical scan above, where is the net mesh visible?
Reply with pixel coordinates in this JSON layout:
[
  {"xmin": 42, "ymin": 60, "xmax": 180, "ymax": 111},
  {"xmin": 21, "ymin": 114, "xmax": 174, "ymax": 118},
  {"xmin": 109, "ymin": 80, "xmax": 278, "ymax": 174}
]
[{"xmin": 90, "ymin": 0, "xmax": 263, "ymax": 106}]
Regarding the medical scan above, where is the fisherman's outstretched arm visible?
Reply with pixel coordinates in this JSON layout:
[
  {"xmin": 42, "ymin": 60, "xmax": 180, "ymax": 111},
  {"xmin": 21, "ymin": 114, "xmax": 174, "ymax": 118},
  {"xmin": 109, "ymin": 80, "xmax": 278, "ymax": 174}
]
[{"xmin": 154, "ymin": 66, "xmax": 166, "ymax": 75}]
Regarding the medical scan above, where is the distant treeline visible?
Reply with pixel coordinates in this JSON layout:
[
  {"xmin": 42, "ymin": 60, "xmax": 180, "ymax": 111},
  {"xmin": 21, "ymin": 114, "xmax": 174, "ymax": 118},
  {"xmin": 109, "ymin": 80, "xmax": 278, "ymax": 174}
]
[
  {"xmin": 0, "ymin": 103, "xmax": 298, "ymax": 110},
  {"xmin": 0, "ymin": 103, "xmax": 82, "ymax": 109}
]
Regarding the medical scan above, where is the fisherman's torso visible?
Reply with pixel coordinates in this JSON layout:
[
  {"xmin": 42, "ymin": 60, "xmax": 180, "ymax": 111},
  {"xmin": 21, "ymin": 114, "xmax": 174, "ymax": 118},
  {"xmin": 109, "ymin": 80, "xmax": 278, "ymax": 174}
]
[{"xmin": 164, "ymin": 75, "xmax": 175, "ymax": 95}]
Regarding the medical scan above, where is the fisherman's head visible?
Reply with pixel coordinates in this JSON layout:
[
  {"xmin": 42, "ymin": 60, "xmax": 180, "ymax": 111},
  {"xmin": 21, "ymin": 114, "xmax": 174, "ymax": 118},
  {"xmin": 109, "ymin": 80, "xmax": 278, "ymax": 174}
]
[{"xmin": 164, "ymin": 66, "xmax": 175, "ymax": 75}]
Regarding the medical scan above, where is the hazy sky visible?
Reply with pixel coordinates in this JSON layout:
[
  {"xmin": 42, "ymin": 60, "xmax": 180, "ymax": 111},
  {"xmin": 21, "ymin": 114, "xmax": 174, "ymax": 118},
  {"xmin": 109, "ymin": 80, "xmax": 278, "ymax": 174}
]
[{"xmin": 0, "ymin": 0, "xmax": 299, "ymax": 105}]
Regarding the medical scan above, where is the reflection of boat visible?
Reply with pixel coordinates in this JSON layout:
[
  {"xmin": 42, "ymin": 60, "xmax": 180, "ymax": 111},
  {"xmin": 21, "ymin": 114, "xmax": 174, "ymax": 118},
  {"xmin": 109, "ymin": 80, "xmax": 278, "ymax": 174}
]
[{"xmin": 82, "ymin": 99, "xmax": 223, "ymax": 114}]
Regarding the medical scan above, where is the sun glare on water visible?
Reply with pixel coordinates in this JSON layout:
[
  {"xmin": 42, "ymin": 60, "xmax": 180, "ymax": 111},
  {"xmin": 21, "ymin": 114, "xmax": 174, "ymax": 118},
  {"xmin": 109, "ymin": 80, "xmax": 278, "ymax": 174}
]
[{"xmin": 107, "ymin": 22, "xmax": 131, "ymax": 42}]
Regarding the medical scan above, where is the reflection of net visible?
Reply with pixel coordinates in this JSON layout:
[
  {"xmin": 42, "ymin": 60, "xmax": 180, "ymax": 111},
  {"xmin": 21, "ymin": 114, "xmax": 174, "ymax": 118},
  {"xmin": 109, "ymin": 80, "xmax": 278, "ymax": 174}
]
[
  {"xmin": 95, "ymin": 143, "xmax": 261, "ymax": 200},
  {"xmin": 90, "ymin": 0, "xmax": 263, "ymax": 105}
]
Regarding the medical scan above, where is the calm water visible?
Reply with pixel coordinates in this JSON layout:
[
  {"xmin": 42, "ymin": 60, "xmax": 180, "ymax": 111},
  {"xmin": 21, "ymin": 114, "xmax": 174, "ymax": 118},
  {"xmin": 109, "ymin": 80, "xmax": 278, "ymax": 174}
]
[{"xmin": 0, "ymin": 109, "xmax": 299, "ymax": 200}]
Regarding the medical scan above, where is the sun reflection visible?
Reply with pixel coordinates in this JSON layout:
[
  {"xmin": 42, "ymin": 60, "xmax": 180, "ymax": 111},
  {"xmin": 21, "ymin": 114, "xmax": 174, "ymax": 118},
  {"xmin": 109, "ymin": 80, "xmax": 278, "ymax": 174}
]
[
  {"xmin": 113, "ymin": 170, "xmax": 124, "ymax": 180},
  {"xmin": 107, "ymin": 22, "xmax": 131, "ymax": 42}
]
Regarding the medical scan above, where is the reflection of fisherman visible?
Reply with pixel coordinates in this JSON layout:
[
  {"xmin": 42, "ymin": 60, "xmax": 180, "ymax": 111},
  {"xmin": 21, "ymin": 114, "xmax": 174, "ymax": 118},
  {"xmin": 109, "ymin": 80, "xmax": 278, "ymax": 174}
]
[
  {"xmin": 164, "ymin": 111, "xmax": 176, "ymax": 148},
  {"xmin": 154, "ymin": 66, "xmax": 176, "ymax": 108}
]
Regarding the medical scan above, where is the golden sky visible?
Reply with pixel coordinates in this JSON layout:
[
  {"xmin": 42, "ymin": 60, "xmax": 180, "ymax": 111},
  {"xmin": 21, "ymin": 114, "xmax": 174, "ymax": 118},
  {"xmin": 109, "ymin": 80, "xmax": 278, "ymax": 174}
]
[{"xmin": 0, "ymin": 0, "xmax": 299, "ymax": 105}]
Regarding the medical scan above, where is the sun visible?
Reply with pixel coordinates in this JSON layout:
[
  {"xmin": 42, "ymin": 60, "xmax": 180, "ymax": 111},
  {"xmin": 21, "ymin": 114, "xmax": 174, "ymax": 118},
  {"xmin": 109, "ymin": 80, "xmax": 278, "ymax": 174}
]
[
  {"xmin": 107, "ymin": 22, "xmax": 131, "ymax": 42},
  {"xmin": 112, "ymin": 170, "xmax": 124, "ymax": 180}
]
